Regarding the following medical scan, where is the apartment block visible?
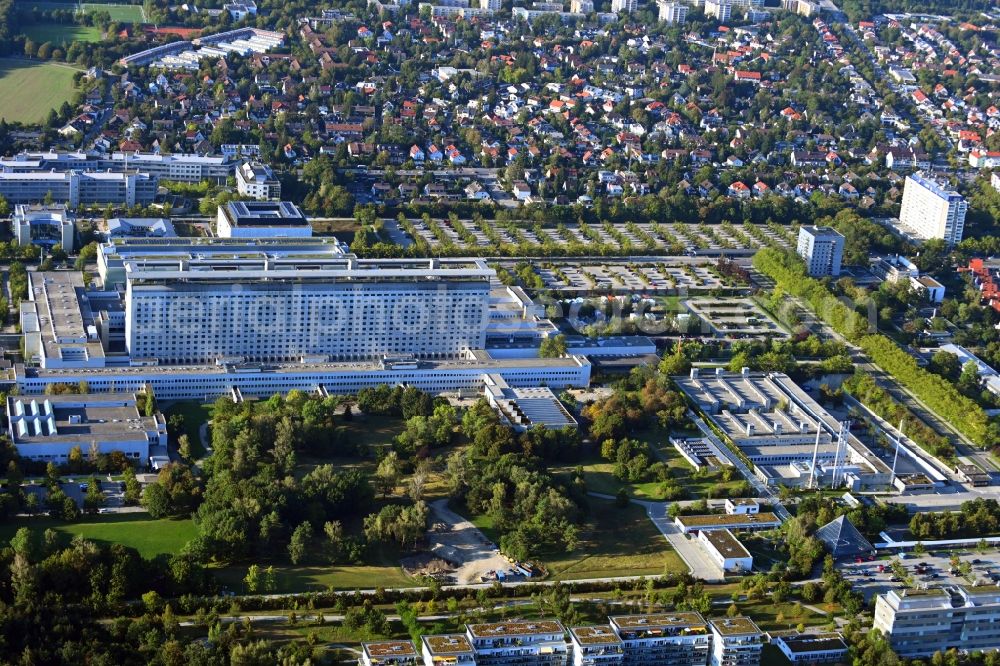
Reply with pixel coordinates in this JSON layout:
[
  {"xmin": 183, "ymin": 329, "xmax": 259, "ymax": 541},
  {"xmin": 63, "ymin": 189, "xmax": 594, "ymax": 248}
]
[
  {"xmin": 420, "ymin": 635, "xmax": 476, "ymax": 666},
  {"xmin": 361, "ymin": 642, "xmax": 420, "ymax": 666},
  {"xmin": 874, "ymin": 586, "xmax": 1000, "ymax": 657},
  {"xmin": 796, "ymin": 225, "xmax": 845, "ymax": 277},
  {"xmin": 570, "ymin": 0, "xmax": 594, "ymax": 12},
  {"xmin": 466, "ymin": 621, "xmax": 568, "ymax": 666},
  {"xmin": 236, "ymin": 162, "xmax": 281, "ymax": 200},
  {"xmin": 705, "ymin": 0, "xmax": 731, "ymax": 21},
  {"xmin": 708, "ymin": 617, "xmax": 763, "ymax": 666},
  {"xmin": 658, "ymin": 0, "xmax": 687, "ymax": 23},
  {"xmin": 611, "ymin": 0, "xmax": 638, "ymax": 12},
  {"xmin": 569, "ymin": 626, "xmax": 623, "ymax": 666},
  {"xmin": 609, "ymin": 613, "xmax": 711, "ymax": 666},
  {"xmin": 898, "ymin": 173, "xmax": 967, "ymax": 245}
]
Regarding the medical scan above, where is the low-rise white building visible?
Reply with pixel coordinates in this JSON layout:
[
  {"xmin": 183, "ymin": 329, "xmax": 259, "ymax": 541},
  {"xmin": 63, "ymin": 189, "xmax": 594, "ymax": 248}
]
[
  {"xmin": 772, "ymin": 633, "xmax": 849, "ymax": 663},
  {"xmin": 7, "ymin": 393, "xmax": 166, "ymax": 462},
  {"xmin": 697, "ymin": 529, "xmax": 753, "ymax": 573},
  {"xmin": 725, "ymin": 498, "xmax": 759, "ymax": 515}
]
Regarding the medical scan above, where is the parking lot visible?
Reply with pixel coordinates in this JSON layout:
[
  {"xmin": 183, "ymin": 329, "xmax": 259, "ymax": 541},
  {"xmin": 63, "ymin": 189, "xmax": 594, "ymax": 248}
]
[
  {"xmin": 839, "ymin": 549, "xmax": 1000, "ymax": 602},
  {"xmin": 22, "ymin": 478, "xmax": 140, "ymax": 513},
  {"xmin": 685, "ymin": 297, "xmax": 791, "ymax": 339},
  {"xmin": 517, "ymin": 261, "xmax": 731, "ymax": 292},
  {"xmin": 398, "ymin": 218, "xmax": 795, "ymax": 255}
]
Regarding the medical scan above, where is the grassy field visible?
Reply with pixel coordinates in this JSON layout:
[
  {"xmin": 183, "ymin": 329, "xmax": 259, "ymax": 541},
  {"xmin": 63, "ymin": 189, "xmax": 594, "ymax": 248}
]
[
  {"xmin": 0, "ymin": 58, "xmax": 80, "ymax": 124},
  {"xmin": 541, "ymin": 500, "xmax": 686, "ymax": 580},
  {"xmin": 0, "ymin": 514, "xmax": 196, "ymax": 559},
  {"xmin": 214, "ymin": 554, "xmax": 415, "ymax": 594},
  {"xmin": 24, "ymin": 23, "xmax": 103, "ymax": 43},
  {"xmin": 562, "ymin": 425, "xmax": 750, "ymax": 501}
]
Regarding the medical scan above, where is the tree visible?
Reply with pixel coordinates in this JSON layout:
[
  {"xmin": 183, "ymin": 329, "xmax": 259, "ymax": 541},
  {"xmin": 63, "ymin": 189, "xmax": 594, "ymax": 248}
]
[
  {"xmin": 178, "ymin": 434, "xmax": 192, "ymax": 461},
  {"xmin": 244, "ymin": 564, "xmax": 261, "ymax": 593},
  {"xmin": 83, "ymin": 477, "xmax": 104, "ymax": 513},
  {"xmin": 374, "ymin": 451, "xmax": 402, "ymax": 497},
  {"xmin": 539, "ymin": 334, "xmax": 568, "ymax": 358},
  {"xmin": 288, "ymin": 522, "xmax": 314, "ymax": 565},
  {"xmin": 141, "ymin": 482, "xmax": 171, "ymax": 518},
  {"xmin": 122, "ymin": 466, "xmax": 141, "ymax": 505}
]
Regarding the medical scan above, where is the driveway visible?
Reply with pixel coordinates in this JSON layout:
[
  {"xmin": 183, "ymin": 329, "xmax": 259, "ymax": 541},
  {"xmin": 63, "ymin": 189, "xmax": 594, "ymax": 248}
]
[{"xmin": 427, "ymin": 499, "xmax": 511, "ymax": 584}]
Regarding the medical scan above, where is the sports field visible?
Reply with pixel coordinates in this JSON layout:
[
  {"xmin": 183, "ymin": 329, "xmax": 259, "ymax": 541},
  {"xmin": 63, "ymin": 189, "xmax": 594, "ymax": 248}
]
[
  {"xmin": 16, "ymin": 1, "xmax": 144, "ymax": 22},
  {"xmin": 82, "ymin": 2, "xmax": 144, "ymax": 21},
  {"xmin": 24, "ymin": 23, "xmax": 104, "ymax": 44},
  {"xmin": 0, "ymin": 59, "xmax": 80, "ymax": 124}
]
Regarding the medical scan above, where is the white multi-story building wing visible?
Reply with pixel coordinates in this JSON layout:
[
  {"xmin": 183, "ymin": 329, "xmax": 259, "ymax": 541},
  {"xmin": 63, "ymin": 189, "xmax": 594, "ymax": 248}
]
[{"xmin": 123, "ymin": 256, "xmax": 493, "ymax": 364}]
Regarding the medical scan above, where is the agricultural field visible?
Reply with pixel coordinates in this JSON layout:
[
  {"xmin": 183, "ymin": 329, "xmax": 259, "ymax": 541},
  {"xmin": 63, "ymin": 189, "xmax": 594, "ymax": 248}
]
[
  {"xmin": 24, "ymin": 23, "xmax": 103, "ymax": 44},
  {"xmin": 0, "ymin": 58, "xmax": 80, "ymax": 123}
]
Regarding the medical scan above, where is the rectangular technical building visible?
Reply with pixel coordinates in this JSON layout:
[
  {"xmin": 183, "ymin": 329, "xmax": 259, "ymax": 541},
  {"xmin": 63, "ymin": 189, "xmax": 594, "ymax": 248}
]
[
  {"xmin": 608, "ymin": 613, "xmax": 711, "ymax": 666},
  {"xmin": 675, "ymin": 369, "xmax": 891, "ymax": 490},
  {"xmin": 216, "ymin": 200, "xmax": 311, "ymax": 238},
  {"xmin": 7, "ymin": 393, "xmax": 166, "ymax": 462}
]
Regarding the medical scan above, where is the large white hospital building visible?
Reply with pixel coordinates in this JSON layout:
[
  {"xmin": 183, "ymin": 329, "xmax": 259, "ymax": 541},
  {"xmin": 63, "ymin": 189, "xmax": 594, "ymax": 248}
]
[{"xmin": 14, "ymin": 238, "xmax": 589, "ymax": 401}]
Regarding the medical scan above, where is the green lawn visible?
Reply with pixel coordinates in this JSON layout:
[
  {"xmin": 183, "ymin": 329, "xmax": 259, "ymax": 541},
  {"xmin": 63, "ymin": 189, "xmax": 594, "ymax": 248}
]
[
  {"xmin": 0, "ymin": 58, "xmax": 80, "ymax": 124},
  {"xmin": 542, "ymin": 499, "xmax": 686, "ymax": 580},
  {"xmin": 0, "ymin": 514, "xmax": 196, "ymax": 559},
  {"xmin": 24, "ymin": 23, "xmax": 103, "ymax": 44},
  {"xmin": 82, "ymin": 2, "xmax": 144, "ymax": 21},
  {"xmin": 163, "ymin": 401, "xmax": 213, "ymax": 458}
]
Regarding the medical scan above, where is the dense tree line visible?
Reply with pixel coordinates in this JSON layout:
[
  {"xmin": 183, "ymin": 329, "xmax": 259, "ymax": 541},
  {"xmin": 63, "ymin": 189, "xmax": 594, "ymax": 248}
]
[
  {"xmin": 910, "ymin": 498, "xmax": 1000, "ymax": 540},
  {"xmin": 755, "ymin": 247, "xmax": 998, "ymax": 450},
  {"xmin": 843, "ymin": 373, "xmax": 955, "ymax": 461}
]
